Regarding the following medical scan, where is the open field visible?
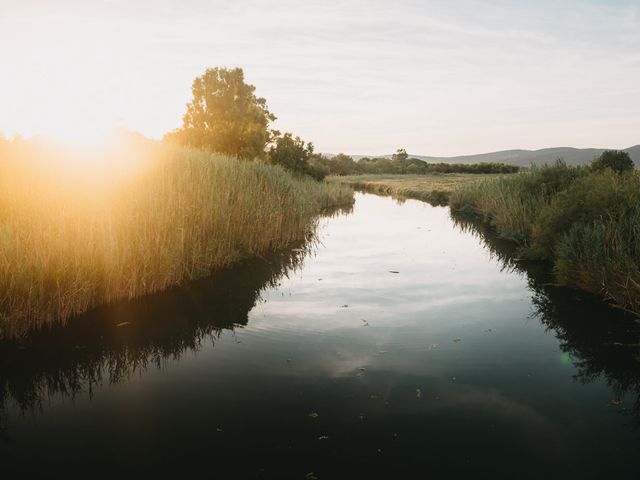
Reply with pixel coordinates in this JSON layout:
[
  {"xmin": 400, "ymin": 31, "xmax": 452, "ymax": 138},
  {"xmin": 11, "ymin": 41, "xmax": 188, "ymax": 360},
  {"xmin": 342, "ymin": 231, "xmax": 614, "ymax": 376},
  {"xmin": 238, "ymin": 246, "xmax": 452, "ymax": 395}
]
[
  {"xmin": 328, "ymin": 173, "xmax": 503, "ymax": 206},
  {"xmin": 0, "ymin": 140, "xmax": 353, "ymax": 338}
]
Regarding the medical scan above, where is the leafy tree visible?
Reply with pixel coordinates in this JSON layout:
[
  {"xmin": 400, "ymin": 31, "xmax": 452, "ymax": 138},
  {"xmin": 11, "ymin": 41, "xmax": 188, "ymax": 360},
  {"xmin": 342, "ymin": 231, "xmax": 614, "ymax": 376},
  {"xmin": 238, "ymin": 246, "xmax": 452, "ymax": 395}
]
[
  {"xmin": 165, "ymin": 67, "xmax": 275, "ymax": 160},
  {"xmin": 329, "ymin": 153, "xmax": 359, "ymax": 176},
  {"xmin": 267, "ymin": 131, "xmax": 314, "ymax": 175},
  {"xmin": 392, "ymin": 148, "xmax": 409, "ymax": 162},
  {"xmin": 591, "ymin": 150, "xmax": 634, "ymax": 174}
]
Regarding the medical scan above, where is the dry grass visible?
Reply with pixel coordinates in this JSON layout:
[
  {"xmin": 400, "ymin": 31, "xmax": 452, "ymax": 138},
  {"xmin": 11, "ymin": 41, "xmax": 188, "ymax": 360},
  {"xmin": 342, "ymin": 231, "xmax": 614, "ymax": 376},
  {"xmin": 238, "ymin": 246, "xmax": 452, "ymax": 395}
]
[
  {"xmin": 0, "ymin": 138, "xmax": 353, "ymax": 338},
  {"xmin": 329, "ymin": 173, "xmax": 503, "ymax": 206}
]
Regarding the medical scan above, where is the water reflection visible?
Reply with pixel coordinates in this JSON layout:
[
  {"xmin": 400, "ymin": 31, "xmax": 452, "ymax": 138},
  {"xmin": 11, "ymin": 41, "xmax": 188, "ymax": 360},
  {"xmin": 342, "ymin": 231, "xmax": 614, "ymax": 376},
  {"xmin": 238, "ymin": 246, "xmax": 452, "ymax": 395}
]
[
  {"xmin": 3, "ymin": 195, "xmax": 640, "ymax": 477},
  {"xmin": 0, "ymin": 244, "xmax": 309, "ymax": 415},
  {"xmin": 452, "ymin": 212, "xmax": 640, "ymax": 422}
]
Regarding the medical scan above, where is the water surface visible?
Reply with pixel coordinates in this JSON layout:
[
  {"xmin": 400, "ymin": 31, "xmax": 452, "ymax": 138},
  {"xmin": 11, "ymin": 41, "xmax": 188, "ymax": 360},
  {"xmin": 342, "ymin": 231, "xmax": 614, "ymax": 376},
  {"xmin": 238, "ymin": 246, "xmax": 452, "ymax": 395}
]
[{"xmin": 2, "ymin": 193, "xmax": 639, "ymax": 478}]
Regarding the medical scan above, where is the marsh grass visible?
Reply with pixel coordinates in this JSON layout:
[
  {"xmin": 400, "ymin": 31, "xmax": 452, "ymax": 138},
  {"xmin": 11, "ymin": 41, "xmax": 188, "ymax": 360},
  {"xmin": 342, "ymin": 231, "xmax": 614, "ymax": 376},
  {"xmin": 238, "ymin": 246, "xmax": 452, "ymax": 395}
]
[
  {"xmin": 0, "ymin": 139, "xmax": 353, "ymax": 338},
  {"xmin": 449, "ymin": 163, "xmax": 640, "ymax": 315},
  {"xmin": 329, "ymin": 173, "xmax": 502, "ymax": 206}
]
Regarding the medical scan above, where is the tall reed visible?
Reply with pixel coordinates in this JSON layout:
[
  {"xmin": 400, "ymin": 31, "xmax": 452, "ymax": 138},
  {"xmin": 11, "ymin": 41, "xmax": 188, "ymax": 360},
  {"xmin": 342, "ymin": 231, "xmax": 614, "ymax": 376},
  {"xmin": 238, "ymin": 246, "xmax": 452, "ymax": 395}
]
[
  {"xmin": 449, "ymin": 162, "xmax": 640, "ymax": 316},
  {"xmin": 0, "ymin": 139, "xmax": 353, "ymax": 338}
]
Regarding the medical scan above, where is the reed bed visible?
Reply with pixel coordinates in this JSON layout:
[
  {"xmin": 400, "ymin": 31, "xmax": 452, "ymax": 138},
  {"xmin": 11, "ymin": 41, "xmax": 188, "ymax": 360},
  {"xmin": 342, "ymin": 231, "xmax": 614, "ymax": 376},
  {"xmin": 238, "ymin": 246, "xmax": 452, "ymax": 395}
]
[
  {"xmin": 449, "ymin": 164, "xmax": 640, "ymax": 315},
  {"xmin": 0, "ymin": 139, "xmax": 353, "ymax": 338},
  {"xmin": 329, "ymin": 173, "xmax": 501, "ymax": 206}
]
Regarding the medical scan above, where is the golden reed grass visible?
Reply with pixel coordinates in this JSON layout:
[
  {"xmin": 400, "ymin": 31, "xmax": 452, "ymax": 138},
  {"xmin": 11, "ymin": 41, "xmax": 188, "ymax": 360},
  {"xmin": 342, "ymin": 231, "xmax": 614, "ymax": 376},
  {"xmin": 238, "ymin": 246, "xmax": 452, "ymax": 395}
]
[{"xmin": 0, "ymin": 137, "xmax": 353, "ymax": 338}]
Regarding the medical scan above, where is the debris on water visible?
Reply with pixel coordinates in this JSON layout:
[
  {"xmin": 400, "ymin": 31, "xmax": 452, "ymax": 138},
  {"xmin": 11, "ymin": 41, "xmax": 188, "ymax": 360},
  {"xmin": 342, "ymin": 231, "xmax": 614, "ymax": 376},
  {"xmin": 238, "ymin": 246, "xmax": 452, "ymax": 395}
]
[
  {"xmin": 359, "ymin": 367, "xmax": 366, "ymax": 371},
  {"xmin": 308, "ymin": 412, "xmax": 319, "ymax": 419},
  {"xmin": 416, "ymin": 388, "xmax": 422, "ymax": 399},
  {"xmin": 377, "ymin": 449, "xmax": 383, "ymax": 454},
  {"xmin": 484, "ymin": 328, "xmax": 493, "ymax": 333},
  {"xmin": 389, "ymin": 271, "xmax": 400, "ymax": 274},
  {"xmin": 340, "ymin": 304, "xmax": 349, "ymax": 308},
  {"xmin": 610, "ymin": 399, "xmax": 623, "ymax": 406},
  {"xmin": 318, "ymin": 278, "xmax": 323, "ymax": 281},
  {"xmin": 453, "ymin": 337, "xmax": 462, "ymax": 343},
  {"xmin": 305, "ymin": 473, "xmax": 318, "ymax": 480},
  {"xmin": 362, "ymin": 319, "xmax": 370, "ymax": 327},
  {"xmin": 216, "ymin": 427, "xmax": 223, "ymax": 432},
  {"xmin": 358, "ymin": 414, "xmax": 365, "ymax": 420},
  {"xmin": 116, "ymin": 322, "xmax": 131, "ymax": 327},
  {"xmin": 429, "ymin": 343, "xmax": 439, "ymax": 349},
  {"xmin": 318, "ymin": 435, "xmax": 329, "ymax": 441}
]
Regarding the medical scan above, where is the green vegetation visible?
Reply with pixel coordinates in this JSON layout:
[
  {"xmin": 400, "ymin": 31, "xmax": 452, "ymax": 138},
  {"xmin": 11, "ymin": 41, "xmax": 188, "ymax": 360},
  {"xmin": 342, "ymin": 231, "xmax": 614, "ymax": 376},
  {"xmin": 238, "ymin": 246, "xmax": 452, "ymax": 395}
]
[
  {"xmin": 0, "ymin": 138, "xmax": 353, "ymax": 338},
  {"xmin": 316, "ymin": 149, "xmax": 519, "ymax": 176},
  {"xmin": 329, "ymin": 173, "xmax": 503, "ymax": 206},
  {"xmin": 450, "ymin": 153, "xmax": 640, "ymax": 315},
  {"xmin": 164, "ymin": 67, "xmax": 275, "ymax": 160}
]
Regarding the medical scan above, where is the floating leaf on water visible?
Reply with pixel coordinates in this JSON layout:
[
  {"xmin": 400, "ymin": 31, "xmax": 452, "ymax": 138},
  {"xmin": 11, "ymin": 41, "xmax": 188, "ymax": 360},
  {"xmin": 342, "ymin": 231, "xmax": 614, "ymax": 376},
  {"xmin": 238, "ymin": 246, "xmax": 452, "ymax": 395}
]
[
  {"xmin": 416, "ymin": 388, "xmax": 422, "ymax": 399},
  {"xmin": 116, "ymin": 322, "xmax": 131, "ymax": 327},
  {"xmin": 308, "ymin": 412, "xmax": 319, "ymax": 418},
  {"xmin": 318, "ymin": 435, "xmax": 329, "ymax": 441}
]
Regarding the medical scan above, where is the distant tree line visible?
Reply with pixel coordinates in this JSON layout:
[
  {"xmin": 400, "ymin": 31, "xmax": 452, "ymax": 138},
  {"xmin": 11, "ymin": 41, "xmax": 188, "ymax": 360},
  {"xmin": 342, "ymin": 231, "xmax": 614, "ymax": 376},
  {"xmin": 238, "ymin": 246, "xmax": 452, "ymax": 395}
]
[
  {"xmin": 312, "ymin": 149, "xmax": 520, "ymax": 176},
  {"xmin": 163, "ymin": 68, "xmax": 519, "ymax": 180}
]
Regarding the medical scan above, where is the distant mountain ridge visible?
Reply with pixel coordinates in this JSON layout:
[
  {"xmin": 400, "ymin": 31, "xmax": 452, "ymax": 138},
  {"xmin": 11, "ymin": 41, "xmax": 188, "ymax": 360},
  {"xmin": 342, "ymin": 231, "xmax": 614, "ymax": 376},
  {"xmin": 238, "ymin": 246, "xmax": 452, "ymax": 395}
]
[{"xmin": 335, "ymin": 145, "xmax": 640, "ymax": 167}]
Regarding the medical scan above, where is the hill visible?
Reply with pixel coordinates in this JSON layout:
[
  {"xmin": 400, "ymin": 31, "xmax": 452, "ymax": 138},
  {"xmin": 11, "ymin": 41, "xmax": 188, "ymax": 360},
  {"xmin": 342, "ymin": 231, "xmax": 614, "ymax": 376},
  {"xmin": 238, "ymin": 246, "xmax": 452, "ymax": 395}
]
[{"xmin": 340, "ymin": 145, "xmax": 640, "ymax": 167}]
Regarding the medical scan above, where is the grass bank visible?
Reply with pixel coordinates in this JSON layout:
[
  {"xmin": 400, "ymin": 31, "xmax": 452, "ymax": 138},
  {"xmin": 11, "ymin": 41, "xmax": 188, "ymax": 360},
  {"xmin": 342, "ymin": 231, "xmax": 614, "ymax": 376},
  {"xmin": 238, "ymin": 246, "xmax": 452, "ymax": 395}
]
[
  {"xmin": 449, "ymin": 163, "xmax": 640, "ymax": 316},
  {"xmin": 328, "ymin": 173, "xmax": 502, "ymax": 206},
  {"xmin": 0, "ymin": 139, "xmax": 353, "ymax": 338}
]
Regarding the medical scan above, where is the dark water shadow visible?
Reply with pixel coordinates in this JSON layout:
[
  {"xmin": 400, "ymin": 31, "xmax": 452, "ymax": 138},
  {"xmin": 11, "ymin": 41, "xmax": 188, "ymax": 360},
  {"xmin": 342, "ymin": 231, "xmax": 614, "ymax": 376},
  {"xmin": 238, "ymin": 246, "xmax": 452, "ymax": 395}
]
[
  {"xmin": 452, "ymin": 212, "xmax": 640, "ymax": 424},
  {"xmin": 0, "ymin": 241, "xmax": 315, "ymax": 436}
]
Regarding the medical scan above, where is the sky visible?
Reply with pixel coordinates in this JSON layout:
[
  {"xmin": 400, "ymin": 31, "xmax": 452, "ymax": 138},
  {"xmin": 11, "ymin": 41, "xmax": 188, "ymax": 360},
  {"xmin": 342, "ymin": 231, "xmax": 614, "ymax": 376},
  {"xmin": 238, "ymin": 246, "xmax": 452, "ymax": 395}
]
[{"xmin": 1, "ymin": 0, "xmax": 639, "ymax": 156}]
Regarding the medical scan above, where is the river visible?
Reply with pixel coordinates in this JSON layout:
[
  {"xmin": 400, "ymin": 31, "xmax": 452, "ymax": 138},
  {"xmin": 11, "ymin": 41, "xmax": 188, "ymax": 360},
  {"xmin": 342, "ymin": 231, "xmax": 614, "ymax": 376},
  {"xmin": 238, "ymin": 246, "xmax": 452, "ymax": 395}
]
[{"xmin": 2, "ymin": 193, "xmax": 639, "ymax": 478}]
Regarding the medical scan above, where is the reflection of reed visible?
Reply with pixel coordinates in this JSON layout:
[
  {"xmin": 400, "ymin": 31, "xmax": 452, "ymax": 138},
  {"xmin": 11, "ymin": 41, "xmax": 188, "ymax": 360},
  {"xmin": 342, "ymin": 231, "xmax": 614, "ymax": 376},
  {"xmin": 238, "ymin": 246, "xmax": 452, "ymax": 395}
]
[
  {"xmin": 451, "ymin": 211, "xmax": 640, "ymax": 423},
  {"xmin": 0, "ymin": 237, "xmax": 320, "ymax": 417}
]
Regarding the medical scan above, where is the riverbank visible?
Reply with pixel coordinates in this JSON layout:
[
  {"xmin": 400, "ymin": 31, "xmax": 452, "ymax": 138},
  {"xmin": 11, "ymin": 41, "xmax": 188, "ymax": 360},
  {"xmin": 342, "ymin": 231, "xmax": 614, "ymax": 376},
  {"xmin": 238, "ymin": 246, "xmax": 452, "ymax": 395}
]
[
  {"xmin": 450, "ymin": 164, "xmax": 640, "ymax": 316},
  {"xmin": 0, "ymin": 139, "xmax": 353, "ymax": 338},
  {"xmin": 332, "ymin": 168, "xmax": 640, "ymax": 317},
  {"xmin": 328, "ymin": 173, "xmax": 502, "ymax": 206}
]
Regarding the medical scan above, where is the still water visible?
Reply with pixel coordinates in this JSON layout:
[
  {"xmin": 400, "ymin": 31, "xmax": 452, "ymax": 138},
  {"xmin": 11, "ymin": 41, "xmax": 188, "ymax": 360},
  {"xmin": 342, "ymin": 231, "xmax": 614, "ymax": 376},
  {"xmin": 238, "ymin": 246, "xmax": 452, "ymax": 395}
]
[{"xmin": 2, "ymin": 193, "xmax": 640, "ymax": 478}]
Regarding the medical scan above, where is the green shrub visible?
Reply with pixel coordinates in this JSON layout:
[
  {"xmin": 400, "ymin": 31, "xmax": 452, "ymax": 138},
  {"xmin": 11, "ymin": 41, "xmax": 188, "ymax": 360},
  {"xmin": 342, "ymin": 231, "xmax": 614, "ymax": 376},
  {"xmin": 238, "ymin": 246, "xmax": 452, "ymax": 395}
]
[{"xmin": 591, "ymin": 149, "xmax": 634, "ymax": 174}]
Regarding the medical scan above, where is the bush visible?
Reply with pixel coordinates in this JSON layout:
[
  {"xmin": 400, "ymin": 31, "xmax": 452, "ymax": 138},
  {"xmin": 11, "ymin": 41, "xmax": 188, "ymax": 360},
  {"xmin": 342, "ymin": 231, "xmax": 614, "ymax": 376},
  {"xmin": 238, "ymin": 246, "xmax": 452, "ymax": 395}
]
[{"xmin": 591, "ymin": 150, "xmax": 634, "ymax": 174}]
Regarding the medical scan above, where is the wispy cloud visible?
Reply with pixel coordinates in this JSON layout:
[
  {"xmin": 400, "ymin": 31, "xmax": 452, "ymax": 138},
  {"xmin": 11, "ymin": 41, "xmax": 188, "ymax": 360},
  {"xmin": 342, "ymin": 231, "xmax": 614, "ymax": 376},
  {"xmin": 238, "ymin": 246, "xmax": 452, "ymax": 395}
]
[{"xmin": 1, "ymin": 0, "xmax": 638, "ymax": 154}]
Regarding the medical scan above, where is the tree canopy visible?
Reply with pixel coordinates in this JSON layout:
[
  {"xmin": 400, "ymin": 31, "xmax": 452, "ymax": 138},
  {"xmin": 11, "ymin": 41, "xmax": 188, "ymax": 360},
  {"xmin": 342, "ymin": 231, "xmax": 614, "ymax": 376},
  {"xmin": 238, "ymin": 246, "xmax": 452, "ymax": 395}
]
[
  {"xmin": 591, "ymin": 150, "xmax": 634, "ymax": 174},
  {"xmin": 165, "ymin": 67, "xmax": 275, "ymax": 160}
]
